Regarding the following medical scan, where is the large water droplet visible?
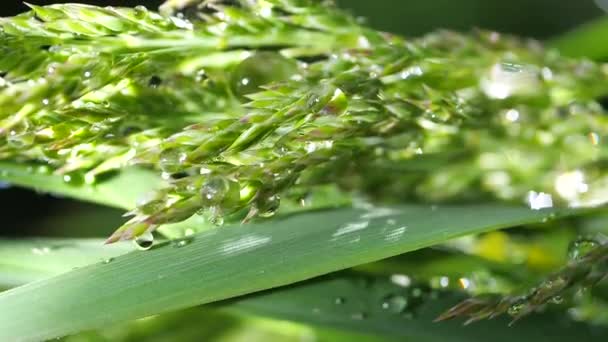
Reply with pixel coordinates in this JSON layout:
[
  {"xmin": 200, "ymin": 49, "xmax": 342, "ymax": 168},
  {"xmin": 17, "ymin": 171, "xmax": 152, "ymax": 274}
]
[
  {"xmin": 159, "ymin": 148, "xmax": 188, "ymax": 173},
  {"xmin": 256, "ymin": 194, "xmax": 280, "ymax": 218},
  {"xmin": 231, "ymin": 52, "xmax": 297, "ymax": 96},
  {"xmin": 134, "ymin": 5, "xmax": 148, "ymax": 19},
  {"xmin": 134, "ymin": 232, "xmax": 154, "ymax": 250},
  {"xmin": 481, "ymin": 62, "xmax": 540, "ymax": 99},
  {"xmin": 200, "ymin": 177, "xmax": 240, "ymax": 207}
]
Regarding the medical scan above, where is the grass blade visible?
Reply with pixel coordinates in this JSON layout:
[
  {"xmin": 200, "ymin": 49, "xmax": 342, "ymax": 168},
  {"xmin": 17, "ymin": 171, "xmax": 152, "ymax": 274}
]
[
  {"xmin": 2, "ymin": 239, "xmax": 603, "ymax": 341},
  {"xmin": 0, "ymin": 204, "xmax": 582, "ymax": 341},
  {"xmin": 550, "ymin": 17, "xmax": 608, "ymax": 59}
]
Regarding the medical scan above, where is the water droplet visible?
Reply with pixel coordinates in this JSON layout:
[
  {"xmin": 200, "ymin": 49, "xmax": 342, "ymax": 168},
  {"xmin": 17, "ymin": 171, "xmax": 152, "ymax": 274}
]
[
  {"xmin": 351, "ymin": 312, "xmax": 367, "ymax": 320},
  {"xmin": 381, "ymin": 294, "xmax": 408, "ymax": 314},
  {"xmin": 62, "ymin": 172, "xmax": 84, "ymax": 186},
  {"xmin": 256, "ymin": 194, "xmax": 280, "ymax": 218},
  {"xmin": 231, "ymin": 52, "xmax": 297, "ymax": 96},
  {"xmin": 304, "ymin": 140, "xmax": 334, "ymax": 153},
  {"xmin": 201, "ymin": 177, "xmax": 240, "ymax": 207},
  {"xmin": 83, "ymin": 71, "xmax": 92, "ymax": 78},
  {"xmin": 173, "ymin": 239, "xmax": 190, "ymax": 248},
  {"xmin": 334, "ymin": 297, "xmax": 345, "ymax": 305},
  {"xmin": 31, "ymin": 247, "xmax": 51, "ymax": 255},
  {"xmin": 430, "ymin": 276, "xmax": 450, "ymax": 289},
  {"xmin": 526, "ymin": 191, "xmax": 553, "ymax": 210},
  {"xmin": 507, "ymin": 302, "xmax": 527, "ymax": 317},
  {"xmin": 400, "ymin": 65, "xmax": 423, "ymax": 80},
  {"xmin": 7, "ymin": 129, "xmax": 35, "ymax": 148},
  {"xmin": 390, "ymin": 274, "xmax": 411, "ymax": 287},
  {"xmin": 134, "ymin": 5, "xmax": 148, "ymax": 19},
  {"xmin": 42, "ymin": 98, "xmax": 50, "ymax": 106},
  {"xmin": 550, "ymin": 296, "xmax": 564, "ymax": 304},
  {"xmin": 195, "ymin": 69, "xmax": 207, "ymax": 82},
  {"xmin": 159, "ymin": 148, "xmax": 188, "ymax": 173},
  {"xmin": 482, "ymin": 62, "xmax": 540, "ymax": 99},
  {"xmin": 134, "ymin": 232, "xmax": 154, "ymax": 250},
  {"xmin": 411, "ymin": 288, "xmax": 423, "ymax": 297},
  {"xmin": 103, "ymin": 258, "xmax": 114, "ymax": 264},
  {"xmin": 504, "ymin": 109, "xmax": 520, "ymax": 122},
  {"xmin": 568, "ymin": 237, "xmax": 599, "ymax": 261},
  {"xmin": 206, "ymin": 205, "xmax": 225, "ymax": 225}
]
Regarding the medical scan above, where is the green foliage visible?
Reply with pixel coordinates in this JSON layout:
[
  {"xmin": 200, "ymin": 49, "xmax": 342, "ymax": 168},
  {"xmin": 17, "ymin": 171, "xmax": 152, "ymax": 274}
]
[
  {"xmin": 1, "ymin": 1, "xmax": 608, "ymax": 340},
  {"xmin": 1, "ymin": 1, "xmax": 607, "ymax": 242}
]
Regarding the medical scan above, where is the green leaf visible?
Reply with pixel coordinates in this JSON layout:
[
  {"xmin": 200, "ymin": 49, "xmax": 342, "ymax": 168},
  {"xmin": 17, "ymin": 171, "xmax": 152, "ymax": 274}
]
[
  {"xmin": 226, "ymin": 273, "xmax": 606, "ymax": 342},
  {"xmin": 0, "ymin": 241, "xmax": 602, "ymax": 341},
  {"xmin": 0, "ymin": 204, "xmax": 582, "ymax": 341},
  {"xmin": 0, "ymin": 161, "xmax": 160, "ymax": 209},
  {"xmin": 550, "ymin": 17, "xmax": 608, "ymax": 60}
]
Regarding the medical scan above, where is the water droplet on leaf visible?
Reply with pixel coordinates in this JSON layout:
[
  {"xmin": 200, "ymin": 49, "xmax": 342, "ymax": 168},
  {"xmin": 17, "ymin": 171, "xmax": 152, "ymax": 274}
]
[
  {"xmin": 134, "ymin": 232, "xmax": 154, "ymax": 250},
  {"xmin": 381, "ymin": 294, "xmax": 408, "ymax": 314}
]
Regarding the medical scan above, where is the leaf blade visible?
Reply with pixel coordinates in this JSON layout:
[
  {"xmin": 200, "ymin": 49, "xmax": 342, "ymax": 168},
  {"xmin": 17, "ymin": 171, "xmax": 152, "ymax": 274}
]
[{"xmin": 0, "ymin": 204, "xmax": 580, "ymax": 341}]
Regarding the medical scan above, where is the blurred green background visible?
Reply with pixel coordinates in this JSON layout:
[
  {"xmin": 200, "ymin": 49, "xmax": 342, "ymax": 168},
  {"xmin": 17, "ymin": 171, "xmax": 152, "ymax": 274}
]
[{"xmin": 339, "ymin": 0, "xmax": 602, "ymax": 39}]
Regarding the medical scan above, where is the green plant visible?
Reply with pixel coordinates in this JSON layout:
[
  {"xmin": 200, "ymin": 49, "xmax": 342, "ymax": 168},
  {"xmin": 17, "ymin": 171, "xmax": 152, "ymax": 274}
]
[{"xmin": 1, "ymin": 1, "xmax": 608, "ymax": 341}]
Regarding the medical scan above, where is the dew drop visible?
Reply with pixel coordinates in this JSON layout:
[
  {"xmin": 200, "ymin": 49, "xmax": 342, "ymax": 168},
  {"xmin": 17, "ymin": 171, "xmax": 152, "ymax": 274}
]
[
  {"xmin": 381, "ymin": 294, "xmax": 408, "ymax": 314},
  {"xmin": 159, "ymin": 148, "xmax": 188, "ymax": 173},
  {"xmin": 550, "ymin": 296, "xmax": 564, "ymax": 304},
  {"xmin": 568, "ymin": 237, "xmax": 599, "ymax": 261},
  {"xmin": 526, "ymin": 191, "xmax": 553, "ymax": 210},
  {"xmin": 390, "ymin": 274, "xmax": 411, "ymax": 287},
  {"xmin": 195, "ymin": 69, "xmax": 207, "ymax": 82},
  {"xmin": 173, "ymin": 239, "xmax": 189, "ymax": 248},
  {"xmin": 256, "ymin": 194, "xmax": 280, "ymax": 218},
  {"xmin": 7, "ymin": 129, "xmax": 35, "ymax": 148},
  {"xmin": 334, "ymin": 297, "xmax": 345, "ymax": 305},
  {"xmin": 351, "ymin": 312, "xmax": 367, "ymax": 320},
  {"xmin": 103, "ymin": 258, "xmax": 114, "ymax": 264},
  {"xmin": 134, "ymin": 5, "xmax": 148, "ymax": 19},
  {"xmin": 134, "ymin": 232, "xmax": 154, "ymax": 250},
  {"xmin": 507, "ymin": 302, "xmax": 527, "ymax": 317},
  {"xmin": 62, "ymin": 172, "xmax": 84, "ymax": 186},
  {"xmin": 201, "ymin": 177, "xmax": 240, "ymax": 207},
  {"xmin": 231, "ymin": 52, "xmax": 297, "ymax": 96}
]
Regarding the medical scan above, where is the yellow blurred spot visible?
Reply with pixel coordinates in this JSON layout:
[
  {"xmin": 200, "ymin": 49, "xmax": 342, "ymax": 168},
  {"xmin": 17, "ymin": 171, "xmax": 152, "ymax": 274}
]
[{"xmin": 475, "ymin": 231, "xmax": 509, "ymax": 262}]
